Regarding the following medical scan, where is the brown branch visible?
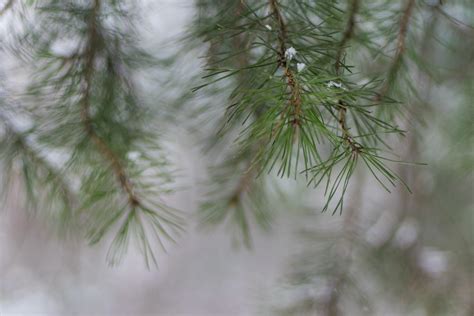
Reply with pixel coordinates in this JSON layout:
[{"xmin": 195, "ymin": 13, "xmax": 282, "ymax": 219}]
[
  {"xmin": 337, "ymin": 100, "xmax": 361, "ymax": 153},
  {"xmin": 269, "ymin": 0, "xmax": 302, "ymax": 127},
  {"xmin": 80, "ymin": 0, "xmax": 140, "ymax": 208},
  {"xmin": 375, "ymin": 0, "xmax": 416, "ymax": 101},
  {"xmin": 228, "ymin": 0, "xmax": 294, "ymax": 202},
  {"xmin": 334, "ymin": 0, "xmax": 361, "ymax": 153}
]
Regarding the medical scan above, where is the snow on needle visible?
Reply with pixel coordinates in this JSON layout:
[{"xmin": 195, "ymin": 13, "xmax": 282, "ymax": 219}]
[
  {"xmin": 297, "ymin": 63, "xmax": 306, "ymax": 72},
  {"xmin": 284, "ymin": 47, "xmax": 297, "ymax": 61}
]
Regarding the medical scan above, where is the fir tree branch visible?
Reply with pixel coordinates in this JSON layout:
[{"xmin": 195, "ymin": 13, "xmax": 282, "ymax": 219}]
[
  {"xmin": 269, "ymin": 0, "xmax": 302, "ymax": 127},
  {"xmin": 80, "ymin": 0, "xmax": 140, "ymax": 209},
  {"xmin": 375, "ymin": 0, "xmax": 416, "ymax": 101}
]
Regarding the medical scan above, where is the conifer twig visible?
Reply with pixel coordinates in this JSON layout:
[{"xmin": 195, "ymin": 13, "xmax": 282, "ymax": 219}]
[
  {"xmin": 334, "ymin": 0, "xmax": 361, "ymax": 153},
  {"xmin": 269, "ymin": 0, "xmax": 302, "ymax": 127},
  {"xmin": 80, "ymin": 0, "xmax": 140, "ymax": 208},
  {"xmin": 337, "ymin": 100, "xmax": 361, "ymax": 153},
  {"xmin": 375, "ymin": 0, "xmax": 416, "ymax": 101}
]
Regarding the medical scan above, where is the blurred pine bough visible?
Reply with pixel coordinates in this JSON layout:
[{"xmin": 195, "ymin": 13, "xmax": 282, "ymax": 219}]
[{"xmin": 0, "ymin": 1, "xmax": 472, "ymax": 313}]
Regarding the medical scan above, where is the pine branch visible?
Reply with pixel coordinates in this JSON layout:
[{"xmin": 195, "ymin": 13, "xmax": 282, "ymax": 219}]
[
  {"xmin": 228, "ymin": 1, "xmax": 258, "ymax": 209},
  {"xmin": 15, "ymin": 0, "xmax": 185, "ymax": 267},
  {"xmin": 269, "ymin": 0, "xmax": 302, "ymax": 127},
  {"xmin": 196, "ymin": 0, "xmax": 411, "ymax": 216},
  {"xmin": 80, "ymin": 0, "xmax": 140, "ymax": 209},
  {"xmin": 335, "ymin": 0, "xmax": 360, "ymax": 75},
  {"xmin": 336, "ymin": 100, "xmax": 361, "ymax": 154},
  {"xmin": 334, "ymin": 0, "xmax": 361, "ymax": 154},
  {"xmin": 199, "ymin": 0, "xmax": 272, "ymax": 246},
  {"xmin": 375, "ymin": 0, "xmax": 416, "ymax": 101}
]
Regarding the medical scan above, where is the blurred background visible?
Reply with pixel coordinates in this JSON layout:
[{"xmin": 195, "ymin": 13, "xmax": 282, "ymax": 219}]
[{"xmin": 0, "ymin": 0, "xmax": 472, "ymax": 315}]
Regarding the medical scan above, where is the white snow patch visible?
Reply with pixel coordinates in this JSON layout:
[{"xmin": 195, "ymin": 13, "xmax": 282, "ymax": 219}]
[
  {"xmin": 127, "ymin": 151, "xmax": 141, "ymax": 161},
  {"xmin": 284, "ymin": 47, "xmax": 297, "ymax": 61},
  {"xmin": 327, "ymin": 81, "xmax": 343, "ymax": 89},
  {"xmin": 297, "ymin": 63, "xmax": 306, "ymax": 72},
  {"xmin": 417, "ymin": 247, "xmax": 448, "ymax": 277},
  {"xmin": 393, "ymin": 219, "xmax": 418, "ymax": 249}
]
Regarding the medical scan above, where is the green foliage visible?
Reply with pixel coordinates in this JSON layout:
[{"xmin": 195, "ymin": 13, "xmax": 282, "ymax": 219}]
[
  {"xmin": 0, "ymin": 108, "xmax": 74, "ymax": 232},
  {"xmin": 0, "ymin": 0, "xmax": 182, "ymax": 267},
  {"xmin": 0, "ymin": 0, "xmax": 470, "ymax": 278},
  {"xmin": 192, "ymin": 0, "xmax": 412, "ymax": 247}
]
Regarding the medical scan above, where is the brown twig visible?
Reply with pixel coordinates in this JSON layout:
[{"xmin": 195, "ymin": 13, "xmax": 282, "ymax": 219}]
[
  {"xmin": 375, "ymin": 0, "xmax": 416, "ymax": 101},
  {"xmin": 228, "ymin": 0, "xmax": 296, "ymax": 204},
  {"xmin": 337, "ymin": 100, "xmax": 361, "ymax": 153},
  {"xmin": 80, "ymin": 0, "xmax": 140, "ymax": 208},
  {"xmin": 269, "ymin": 0, "xmax": 302, "ymax": 127},
  {"xmin": 334, "ymin": 0, "xmax": 361, "ymax": 153}
]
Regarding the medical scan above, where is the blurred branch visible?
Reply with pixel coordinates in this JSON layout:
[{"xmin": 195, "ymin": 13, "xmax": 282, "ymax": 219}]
[
  {"xmin": 376, "ymin": 0, "xmax": 416, "ymax": 101},
  {"xmin": 335, "ymin": 0, "xmax": 360, "ymax": 74},
  {"xmin": 377, "ymin": 4, "xmax": 439, "ymax": 249},
  {"xmin": 0, "ymin": 0, "xmax": 14, "ymax": 17},
  {"xmin": 199, "ymin": 1, "xmax": 269, "ymax": 246},
  {"xmin": 80, "ymin": 0, "xmax": 141, "ymax": 209},
  {"xmin": 435, "ymin": 6, "xmax": 474, "ymax": 34},
  {"xmin": 0, "ymin": 112, "xmax": 76, "ymax": 208},
  {"xmin": 320, "ymin": 3, "xmax": 364, "ymax": 312},
  {"xmin": 323, "ymin": 175, "xmax": 365, "ymax": 316}
]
